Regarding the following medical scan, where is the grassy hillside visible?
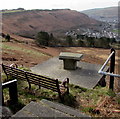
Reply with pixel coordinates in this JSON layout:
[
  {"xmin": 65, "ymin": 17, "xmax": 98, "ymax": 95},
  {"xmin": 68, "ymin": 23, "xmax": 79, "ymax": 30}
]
[
  {"xmin": 81, "ymin": 6, "xmax": 118, "ymax": 22},
  {"xmin": 2, "ymin": 9, "xmax": 101, "ymax": 38},
  {"xmin": 2, "ymin": 35, "xmax": 120, "ymax": 117},
  {"xmin": 2, "ymin": 38, "xmax": 51, "ymax": 67},
  {"xmin": 82, "ymin": 7, "xmax": 118, "ymax": 17}
]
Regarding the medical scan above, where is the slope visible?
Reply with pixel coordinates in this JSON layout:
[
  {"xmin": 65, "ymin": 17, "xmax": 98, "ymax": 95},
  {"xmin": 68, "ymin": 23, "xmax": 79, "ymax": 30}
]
[
  {"xmin": 2, "ymin": 9, "xmax": 101, "ymax": 38},
  {"xmin": 81, "ymin": 6, "xmax": 118, "ymax": 22}
]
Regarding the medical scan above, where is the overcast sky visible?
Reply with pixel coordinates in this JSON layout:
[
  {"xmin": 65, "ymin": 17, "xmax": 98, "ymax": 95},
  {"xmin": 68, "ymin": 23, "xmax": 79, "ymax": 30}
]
[{"xmin": 1, "ymin": 0, "xmax": 119, "ymax": 11}]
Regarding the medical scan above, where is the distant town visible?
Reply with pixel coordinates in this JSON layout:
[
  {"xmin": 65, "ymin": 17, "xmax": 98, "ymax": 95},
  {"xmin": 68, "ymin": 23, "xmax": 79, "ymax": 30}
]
[{"xmin": 65, "ymin": 20, "xmax": 119, "ymax": 41}]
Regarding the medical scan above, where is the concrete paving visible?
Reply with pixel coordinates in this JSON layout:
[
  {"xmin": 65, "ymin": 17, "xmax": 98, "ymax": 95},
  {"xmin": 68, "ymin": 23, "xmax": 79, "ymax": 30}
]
[
  {"xmin": 41, "ymin": 99, "xmax": 89, "ymax": 117},
  {"xmin": 31, "ymin": 57, "xmax": 108, "ymax": 89},
  {"xmin": 13, "ymin": 99, "xmax": 90, "ymax": 117}
]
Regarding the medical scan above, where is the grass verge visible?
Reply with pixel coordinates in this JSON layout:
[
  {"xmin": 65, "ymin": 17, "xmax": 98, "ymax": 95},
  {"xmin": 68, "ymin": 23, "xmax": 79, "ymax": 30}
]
[{"xmin": 2, "ymin": 71, "xmax": 120, "ymax": 117}]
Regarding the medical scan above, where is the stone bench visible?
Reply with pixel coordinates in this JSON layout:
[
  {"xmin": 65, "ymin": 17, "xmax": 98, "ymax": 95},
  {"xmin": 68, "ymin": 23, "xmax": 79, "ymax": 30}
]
[{"xmin": 59, "ymin": 52, "xmax": 83, "ymax": 70}]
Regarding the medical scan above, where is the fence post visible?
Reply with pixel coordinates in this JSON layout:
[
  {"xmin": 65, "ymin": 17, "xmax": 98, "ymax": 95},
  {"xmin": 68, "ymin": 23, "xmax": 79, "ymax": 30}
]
[
  {"xmin": 109, "ymin": 48, "xmax": 115, "ymax": 90},
  {"xmin": 9, "ymin": 80, "xmax": 18, "ymax": 104},
  {"xmin": 2, "ymin": 91, "xmax": 5, "ymax": 106}
]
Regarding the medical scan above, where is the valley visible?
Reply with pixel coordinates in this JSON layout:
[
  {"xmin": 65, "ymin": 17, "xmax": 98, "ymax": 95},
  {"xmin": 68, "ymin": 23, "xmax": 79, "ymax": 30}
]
[
  {"xmin": 2, "ymin": 9, "xmax": 101, "ymax": 38},
  {"xmin": 81, "ymin": 7, "xmax": 118, "ymax": 40},
  {"xmin": 1, "ymin": 7, "xmax": 120, "ymax": 118}
]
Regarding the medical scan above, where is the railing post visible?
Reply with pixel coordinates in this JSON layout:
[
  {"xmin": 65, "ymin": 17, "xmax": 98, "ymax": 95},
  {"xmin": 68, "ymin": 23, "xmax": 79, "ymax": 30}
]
[
  {"xmin": 2, "ymin": 91, "xmax": 5, "ymax": 106},
  {"xmin": 9, "ymin": 80, "xmax": 18, "ymax": 104},
  {"xmin": 2, "ymin": 79, "xmax": 18, "ymax": 105},
  {"xmin": 109, "ymin": 48, "xmax": 115, "ymax": 90}
]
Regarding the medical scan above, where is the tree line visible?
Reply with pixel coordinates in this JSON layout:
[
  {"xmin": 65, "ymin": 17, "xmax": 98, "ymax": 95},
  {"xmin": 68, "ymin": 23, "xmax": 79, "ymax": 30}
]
[{"xmin": 35, "ymin": 31, "xmax": 116, "ymax": 49}]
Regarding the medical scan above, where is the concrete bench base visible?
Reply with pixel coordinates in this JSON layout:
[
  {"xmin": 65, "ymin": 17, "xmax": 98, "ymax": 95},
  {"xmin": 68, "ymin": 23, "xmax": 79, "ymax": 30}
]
[
  {"xmin": 63, "ymin": 59, "xmax": 77, "ymax": 70},
  {"xmin": 59, "ymin": 52, "xmax": 83, "ymax": 70}
]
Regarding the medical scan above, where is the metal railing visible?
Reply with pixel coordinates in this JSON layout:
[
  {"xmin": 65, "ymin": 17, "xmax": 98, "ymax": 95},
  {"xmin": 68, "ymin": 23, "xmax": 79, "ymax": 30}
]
[{"xmin": 98, "ymin": 48, "xmax": 120, "ymax": 90}]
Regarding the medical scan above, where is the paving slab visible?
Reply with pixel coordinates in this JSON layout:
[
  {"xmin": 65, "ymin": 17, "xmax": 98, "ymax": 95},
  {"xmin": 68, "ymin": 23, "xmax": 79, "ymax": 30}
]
[
  {"xmin": 13, "ymin": 100, "xmax": 90, "ymax": 118},
  {"xmin": 41, "ymin": 99, "xmax": 90, "ymax": 117},
  {"xmin": 13, "ymin": 101, "xmax": 71, "ymax": 117},
  {"xmin": 31, "ymin": 57, "xmax": 108, "ymax": 89}
]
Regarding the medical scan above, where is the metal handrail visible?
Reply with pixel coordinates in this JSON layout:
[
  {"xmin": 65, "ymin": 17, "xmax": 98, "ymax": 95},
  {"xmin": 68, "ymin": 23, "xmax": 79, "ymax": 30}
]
[{"xmin": 98, "ymin": 51, "xmax": 120, "ymax": 78}]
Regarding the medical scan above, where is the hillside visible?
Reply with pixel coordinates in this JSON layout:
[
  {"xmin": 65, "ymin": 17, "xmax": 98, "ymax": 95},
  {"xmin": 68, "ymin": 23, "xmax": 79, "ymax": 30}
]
[
  {"xmin": 81, "ymin": 7, "xmax": 118, "ymax": 23},
  {"xmin": 2, "ymin": 37, "xmax": 119, "ymax": 68},
  {"xmin": 2, "ymin": 9, "xmax": 101, "ymax": 38},
  {"xmin": 2, "ymin": 37, "xmax": 120, "ymax": 118}
]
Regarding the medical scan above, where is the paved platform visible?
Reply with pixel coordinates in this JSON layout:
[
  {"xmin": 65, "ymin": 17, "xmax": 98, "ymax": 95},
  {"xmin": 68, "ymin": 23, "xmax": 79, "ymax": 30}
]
[
  {"xmin": 13, "ymin": 99, "xmax": 90, "ymax": 117},
  {"xmin": 31, "ymin": 57, "xmax": 108, "ymax": 89}
]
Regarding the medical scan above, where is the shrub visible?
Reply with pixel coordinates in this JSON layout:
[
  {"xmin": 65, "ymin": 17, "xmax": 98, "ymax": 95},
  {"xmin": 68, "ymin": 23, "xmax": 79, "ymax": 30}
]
[
  {"xmin": 66, "ymin": 35, "xmax": 73, "ymax": 46},
  {"xmin": 5, "ymin": 34, "xmax": 10, "ymax": 42},
  {"xmin": 35, "ymin": 31, "xmax": 49, "ymax": 46}
]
